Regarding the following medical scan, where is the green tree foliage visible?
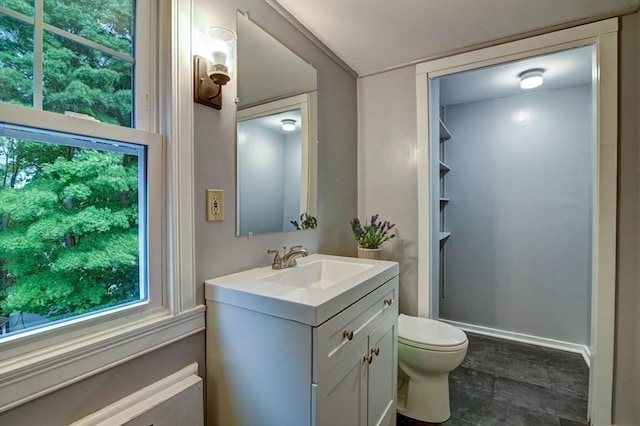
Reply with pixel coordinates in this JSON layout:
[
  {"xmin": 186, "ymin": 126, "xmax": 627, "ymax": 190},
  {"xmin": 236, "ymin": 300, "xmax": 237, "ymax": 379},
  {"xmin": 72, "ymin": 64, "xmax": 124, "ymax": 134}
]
[
  {"xmin": 0, "ymin": 138, "xmax": 140, "ymax": 320},
  {"xmin": 1, "ymin": 0, "xmax": 134, "ymax": 125},
  {"xmin": 0, "ymin": 0, "xmax": 139, "ymax": 327}
]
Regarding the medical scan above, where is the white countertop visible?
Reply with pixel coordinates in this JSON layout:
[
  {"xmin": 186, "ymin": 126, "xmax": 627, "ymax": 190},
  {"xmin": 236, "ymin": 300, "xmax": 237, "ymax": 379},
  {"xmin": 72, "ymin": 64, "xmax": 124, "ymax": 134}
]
[{"xmin": 205, "ymin": 254, "xmax": 399, "ymax": 326}]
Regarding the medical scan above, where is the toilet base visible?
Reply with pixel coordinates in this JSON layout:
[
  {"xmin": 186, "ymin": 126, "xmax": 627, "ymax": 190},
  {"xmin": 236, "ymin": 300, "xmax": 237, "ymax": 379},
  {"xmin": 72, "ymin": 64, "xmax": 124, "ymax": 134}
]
[{"xmin": 396, "ymin": 372, "xmax": 451, "ymax": 423}]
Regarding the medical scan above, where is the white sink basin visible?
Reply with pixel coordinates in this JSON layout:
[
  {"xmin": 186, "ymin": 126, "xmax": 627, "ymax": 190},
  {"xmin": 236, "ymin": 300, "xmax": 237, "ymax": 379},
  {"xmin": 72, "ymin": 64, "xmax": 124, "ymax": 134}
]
[
  {"xmin": 259, "ymin": 259, "xmax": 373, "ymax": 289},
  {"xmin": 205, "ymin": 254, "xmax": 398, "ymax": 326}
]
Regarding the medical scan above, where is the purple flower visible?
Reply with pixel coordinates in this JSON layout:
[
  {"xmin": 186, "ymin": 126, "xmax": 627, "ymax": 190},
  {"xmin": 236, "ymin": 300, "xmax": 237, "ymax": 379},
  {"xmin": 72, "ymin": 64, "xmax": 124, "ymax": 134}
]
[{"xmin": 350, "ymin": 213, "xmax": 397, "ymax": 249}]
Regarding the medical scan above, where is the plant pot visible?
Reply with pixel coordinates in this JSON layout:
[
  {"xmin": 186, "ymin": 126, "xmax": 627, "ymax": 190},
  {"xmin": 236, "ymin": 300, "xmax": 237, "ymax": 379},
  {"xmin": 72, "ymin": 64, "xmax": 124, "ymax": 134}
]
[{"xmin": 357, "ymin": 247, "xmax": 382, "ymax": 260}]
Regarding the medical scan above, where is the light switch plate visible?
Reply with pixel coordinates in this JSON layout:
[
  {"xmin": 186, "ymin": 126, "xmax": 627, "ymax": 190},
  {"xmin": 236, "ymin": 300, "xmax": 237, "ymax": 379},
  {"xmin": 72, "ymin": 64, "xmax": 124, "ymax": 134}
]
[{"xmin": 206, "ymin": 189, "xmax": 224, "ymax": 221}]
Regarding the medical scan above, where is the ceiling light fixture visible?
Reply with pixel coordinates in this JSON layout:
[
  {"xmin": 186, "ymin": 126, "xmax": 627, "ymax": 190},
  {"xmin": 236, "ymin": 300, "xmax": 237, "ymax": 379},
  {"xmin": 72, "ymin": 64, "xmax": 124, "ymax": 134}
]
[
  {"xmin": 519, "ymin": 69, "xmax": 544, "ymax": 90},
  {"xmin": 281, "ymin": 119, "xmax": 296, "ymax": 132}
]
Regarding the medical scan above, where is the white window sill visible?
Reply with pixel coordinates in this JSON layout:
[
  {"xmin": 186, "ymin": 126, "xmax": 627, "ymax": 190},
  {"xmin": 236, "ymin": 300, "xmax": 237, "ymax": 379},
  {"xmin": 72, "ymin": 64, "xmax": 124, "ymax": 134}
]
[{"xmin": 0, "ymin": 305, "xmax": 205, "ymax": 413}]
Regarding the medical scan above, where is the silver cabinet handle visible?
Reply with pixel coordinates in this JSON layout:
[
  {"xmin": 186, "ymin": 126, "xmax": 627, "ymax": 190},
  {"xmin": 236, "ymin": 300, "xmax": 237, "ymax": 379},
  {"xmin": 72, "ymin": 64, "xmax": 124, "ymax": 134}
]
[
  {"xmin": 343, "ymin": 330, "xmax": 354, "ymax": 340},
  {"xmin": 371, "ymin": 346, "xmax": 380, "ymax": 356},
  {"xmin": 363, "ymin": 354, "xmax": 373, "ymax": 364},
  {"xmin": 383, "ymin": 298, "xmax": 394, "ymax": 306}
]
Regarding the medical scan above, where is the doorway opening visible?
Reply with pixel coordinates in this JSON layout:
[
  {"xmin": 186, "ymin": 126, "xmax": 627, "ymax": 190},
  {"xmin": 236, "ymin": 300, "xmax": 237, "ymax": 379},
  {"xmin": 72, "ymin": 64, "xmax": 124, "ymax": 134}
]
[
  {"xmin": 429, "ymin": 45, "xmax": 595, "ymax": 356},
  {"xmin": 415, "ymin": 19, "xmax": 618, "ymax": 424}
]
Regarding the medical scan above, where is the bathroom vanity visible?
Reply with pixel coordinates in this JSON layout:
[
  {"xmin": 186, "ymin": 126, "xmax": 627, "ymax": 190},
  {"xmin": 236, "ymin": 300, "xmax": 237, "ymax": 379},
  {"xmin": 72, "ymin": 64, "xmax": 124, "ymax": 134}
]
[{"xmin": 204, "ymin": 254, "xmax": 399, "ymax": 426}]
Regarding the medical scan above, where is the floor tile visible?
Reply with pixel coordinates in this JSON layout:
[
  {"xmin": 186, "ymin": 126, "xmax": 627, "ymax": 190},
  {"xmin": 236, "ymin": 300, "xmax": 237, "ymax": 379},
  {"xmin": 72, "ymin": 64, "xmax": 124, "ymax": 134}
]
[
  {"xmin": 449, "ymin": 390, "xmax": 560, "ymax": 426},
  {"xmin": 463, "ymin": 349, "xmax": 551, "ymax": 388},
  {"xmin": 547, "ymin": 364, "xmax": 589, "ymax": 400},
  {"xmin": 494, "ymin": 338, "xmax": 563, "ymax": 365},
  {"xmin": 545, "ymin": 351, "xmax": 589, "ymax": 376},
  {"xmin": 449, "ymin": 366, "xmax": 494, "ymax": 400},
  {"xmin": 493, "ymin": 377, "xmax": 588, "ymax": 423},
  {"xmin": 559, "ymin": 418, "xmax": 589, "ymax": 426}
]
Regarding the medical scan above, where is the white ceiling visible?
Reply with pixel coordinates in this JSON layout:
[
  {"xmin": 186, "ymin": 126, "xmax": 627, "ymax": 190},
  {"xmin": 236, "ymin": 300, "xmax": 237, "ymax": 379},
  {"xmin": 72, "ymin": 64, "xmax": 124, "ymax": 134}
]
[
  {"xmin": 439, "ymin": 44, "xmax": 593, "ymax": 106},
  {"xmin": 274, "ymin": 0, "xmax": 639, "ymax": 77},
  {"xmin": 240, "ymin": 109, "xmax": 303, "ymax": 135}
]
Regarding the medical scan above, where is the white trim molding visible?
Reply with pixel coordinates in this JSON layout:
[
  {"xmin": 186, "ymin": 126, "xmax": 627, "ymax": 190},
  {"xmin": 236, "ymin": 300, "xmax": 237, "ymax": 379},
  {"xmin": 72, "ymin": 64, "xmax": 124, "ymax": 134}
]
[
  {"xmin": 415, "ymin": 18, "xmax": 618, "ymax": 426},
  {"xmin": 166, "ymin": 0, "xmax": 197, "ymax": 314},
  {"xmin": 441, "ymin": 319, "xmax": 591, "ymax": 367},
  {"xmin": 0, "ymin": 306, "xmax": 205, "ymax": 413},
  {"xmin": 71, "ymin": 363, "xmax": 202, "ymax": 426}
]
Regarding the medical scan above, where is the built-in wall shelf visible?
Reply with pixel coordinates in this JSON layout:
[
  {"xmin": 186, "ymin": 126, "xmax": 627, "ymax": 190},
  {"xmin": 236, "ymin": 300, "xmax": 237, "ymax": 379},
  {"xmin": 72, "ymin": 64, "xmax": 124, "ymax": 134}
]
[
  {"xmin": 439, "ymin": 161, "xmax": 450, "ymax": 173},
  {"xmin": 439, "ymin": 232, "xmax": 451, "ymax": 241},
  {"xmin": 439, "ymin": 119, "xmax": 452, "ymax": 142}
]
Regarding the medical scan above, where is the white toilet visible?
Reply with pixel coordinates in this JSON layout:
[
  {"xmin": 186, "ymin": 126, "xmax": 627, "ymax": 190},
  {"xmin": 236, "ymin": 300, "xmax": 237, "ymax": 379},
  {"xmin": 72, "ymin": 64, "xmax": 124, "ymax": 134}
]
[{"xmin": 396, "ymin": 314, "xmax": 468, "ymax": 423}]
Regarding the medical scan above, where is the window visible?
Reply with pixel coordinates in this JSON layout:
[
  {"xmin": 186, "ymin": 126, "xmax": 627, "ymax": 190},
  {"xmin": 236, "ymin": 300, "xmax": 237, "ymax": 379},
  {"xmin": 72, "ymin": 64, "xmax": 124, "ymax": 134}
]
[
  {"xmin": 0, "ymin": 122, "xmax": 150, "ymax": 336},
  {"xmin": 0, "ymin": 0, "xmax": 153, "ymax": 129},
  {"xmin": 0, "ymin": 0, "xmax": 159, "ymax": 338},
  {"xmin": 0, "ymin": 0, "xmax": 201, "ymax": 412}
]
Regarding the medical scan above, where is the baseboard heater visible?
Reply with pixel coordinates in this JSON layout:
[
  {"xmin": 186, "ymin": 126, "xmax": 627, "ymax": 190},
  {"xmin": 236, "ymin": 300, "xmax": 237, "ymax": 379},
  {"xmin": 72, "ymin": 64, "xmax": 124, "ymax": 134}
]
[{"xmin": 71, "ymin": 363, "xmax": 203, "ymax": 426}]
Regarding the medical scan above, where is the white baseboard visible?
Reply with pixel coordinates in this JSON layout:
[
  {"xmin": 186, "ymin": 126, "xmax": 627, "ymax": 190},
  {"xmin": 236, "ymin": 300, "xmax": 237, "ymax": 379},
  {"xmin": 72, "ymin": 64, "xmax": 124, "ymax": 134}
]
[{"xmin": 439, "ymin": 319, "xmax": 591, "ymax": 367}]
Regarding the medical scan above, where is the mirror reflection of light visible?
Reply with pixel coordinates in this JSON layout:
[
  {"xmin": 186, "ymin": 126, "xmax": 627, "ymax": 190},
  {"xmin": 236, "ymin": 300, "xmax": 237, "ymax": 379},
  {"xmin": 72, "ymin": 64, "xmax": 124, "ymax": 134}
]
[{"xmin": 513, "ymin": 109, "xmax": 532, "ymax": 124}]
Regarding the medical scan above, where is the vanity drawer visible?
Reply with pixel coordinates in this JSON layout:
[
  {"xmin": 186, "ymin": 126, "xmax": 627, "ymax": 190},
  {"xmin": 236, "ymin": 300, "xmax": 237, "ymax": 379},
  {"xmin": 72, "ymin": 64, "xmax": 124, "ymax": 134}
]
[{"xmin": 312, "ymin": 276, "xmax": 398, "ymax": 382}]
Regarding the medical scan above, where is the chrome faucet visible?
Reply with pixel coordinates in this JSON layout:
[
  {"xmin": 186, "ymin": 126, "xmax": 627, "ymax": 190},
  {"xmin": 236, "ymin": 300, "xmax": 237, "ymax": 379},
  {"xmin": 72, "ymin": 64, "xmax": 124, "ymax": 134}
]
[{"xmin": 267, "ymin": 245, "xmax": 308, "ymax": 269}]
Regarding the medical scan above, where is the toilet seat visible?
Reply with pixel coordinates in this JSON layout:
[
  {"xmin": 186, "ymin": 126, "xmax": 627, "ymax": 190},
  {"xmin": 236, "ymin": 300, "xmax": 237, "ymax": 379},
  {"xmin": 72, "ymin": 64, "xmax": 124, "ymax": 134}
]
[{"xmin": 398, "ymin": 314, "xmax": 468, "ymax": 352}]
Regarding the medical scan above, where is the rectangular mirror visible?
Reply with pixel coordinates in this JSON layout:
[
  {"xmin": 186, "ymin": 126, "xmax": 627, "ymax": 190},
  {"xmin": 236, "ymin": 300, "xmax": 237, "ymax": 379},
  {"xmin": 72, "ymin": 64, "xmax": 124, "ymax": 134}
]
[{"xmin": 236, "ymin": 11, "xmax": 318, "ymax": 237}]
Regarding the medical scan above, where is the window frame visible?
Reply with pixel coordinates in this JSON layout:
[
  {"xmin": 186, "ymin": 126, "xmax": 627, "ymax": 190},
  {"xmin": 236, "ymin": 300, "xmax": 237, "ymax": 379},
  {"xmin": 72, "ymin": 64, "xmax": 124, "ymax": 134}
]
[
  {"xmin": 0, "ymin": 103, "xmax": 164, "ymax": 350},
  {"xmin": 0, "ymin": 0, "xmax": 201, "ymax": 413},
  {"xmin": 0, "ymin": 102, "xmax": 172, "ymax": 409},
  {"xmin": 0, "ymin": 0, "xmax": 155, "ymax": 130}
]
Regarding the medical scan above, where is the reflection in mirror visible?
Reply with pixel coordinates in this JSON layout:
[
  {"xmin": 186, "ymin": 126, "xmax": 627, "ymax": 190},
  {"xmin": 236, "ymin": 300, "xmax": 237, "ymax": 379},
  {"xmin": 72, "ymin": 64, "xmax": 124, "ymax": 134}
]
[{"xmin": 236, "ymin": 11, "xmax": 318, "ymax": 236}]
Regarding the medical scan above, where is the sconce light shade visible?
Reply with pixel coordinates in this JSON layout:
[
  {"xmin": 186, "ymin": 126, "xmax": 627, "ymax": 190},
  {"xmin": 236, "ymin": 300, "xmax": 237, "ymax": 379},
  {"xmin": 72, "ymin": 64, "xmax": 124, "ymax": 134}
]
[
  {"xmin": 281, "ymin": 119, "xmax": 297, "ymax": 132},
  {"xmin": 194, "ymin": 26, "xmax": 237, "ymax": 110},
  {"xmin": 519, "ymin": 69, "xmax": 544, "ymax": 89}
]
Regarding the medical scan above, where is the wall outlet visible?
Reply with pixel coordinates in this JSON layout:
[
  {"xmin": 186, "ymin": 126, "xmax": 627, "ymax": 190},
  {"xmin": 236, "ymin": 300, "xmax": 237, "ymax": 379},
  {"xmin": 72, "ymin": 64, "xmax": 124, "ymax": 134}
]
[{"xmin": 206, "ymin": 189, "xmax": 224, "ymax": 221}]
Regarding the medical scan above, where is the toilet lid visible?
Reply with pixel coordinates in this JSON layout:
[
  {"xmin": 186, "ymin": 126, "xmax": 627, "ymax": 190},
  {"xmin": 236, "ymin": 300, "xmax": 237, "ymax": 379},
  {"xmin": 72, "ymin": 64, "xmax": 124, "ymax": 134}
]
[{"xmin": 398, "ymin": 314, "xmax": 467, "ymax": 350}]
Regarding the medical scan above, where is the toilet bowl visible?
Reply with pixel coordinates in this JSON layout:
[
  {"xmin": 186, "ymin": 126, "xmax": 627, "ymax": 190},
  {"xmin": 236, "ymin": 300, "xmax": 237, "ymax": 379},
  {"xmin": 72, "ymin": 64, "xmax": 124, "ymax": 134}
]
[{"xmin": 397, "ymin": 314, "xmax": 468, "ymax": 423}]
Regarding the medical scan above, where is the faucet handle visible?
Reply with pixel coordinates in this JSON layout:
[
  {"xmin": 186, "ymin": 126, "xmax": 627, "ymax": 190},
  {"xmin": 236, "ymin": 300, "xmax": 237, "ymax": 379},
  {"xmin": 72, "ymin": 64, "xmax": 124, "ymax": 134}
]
[
  {"xmin": 267, "ymin": 248, "xmax": 285, "ymax": 269},
  {"xmin": 267, "ymin": 248, "xmax": 281, "ymax": 261}
]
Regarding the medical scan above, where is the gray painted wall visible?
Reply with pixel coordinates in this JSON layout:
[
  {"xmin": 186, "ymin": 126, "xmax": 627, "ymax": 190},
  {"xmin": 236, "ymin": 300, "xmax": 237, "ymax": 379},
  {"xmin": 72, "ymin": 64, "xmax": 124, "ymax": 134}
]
[
  {"xmin": 440, "ymin": 85, "xmax": 592, "ymax": 344},
  {"xmin": 192, "ymin": 0, "xmax": 358, "ymax": 297},
  {"xmin": 357, "ymin": 65, "xmax": 419, "ymax": 316}
]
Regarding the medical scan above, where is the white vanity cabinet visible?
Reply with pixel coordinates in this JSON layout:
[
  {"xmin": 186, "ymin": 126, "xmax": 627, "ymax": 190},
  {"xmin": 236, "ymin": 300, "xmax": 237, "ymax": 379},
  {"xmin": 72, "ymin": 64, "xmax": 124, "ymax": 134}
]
[
  {"xmin": 313, "ymin": 280, "xmax": 398, "ymax": 426},
  {"xmin": 204, "ymin": 255, "xmax": 399, "ymax": 426}
]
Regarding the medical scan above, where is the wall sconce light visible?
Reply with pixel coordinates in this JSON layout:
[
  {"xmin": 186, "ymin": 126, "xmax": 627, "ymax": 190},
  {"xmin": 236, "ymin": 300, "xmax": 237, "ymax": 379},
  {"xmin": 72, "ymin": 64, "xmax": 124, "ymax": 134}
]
[
  {"xmin": 519, "ymin": 69, "xmax": 544, "ymax": 89},
  {"xmin": 281, "ymin": 119, "xmax": 297, "ymax": 132},
  {"xmin": 194, "ymin": 26, "xmax": 237, "ymax": 110}
]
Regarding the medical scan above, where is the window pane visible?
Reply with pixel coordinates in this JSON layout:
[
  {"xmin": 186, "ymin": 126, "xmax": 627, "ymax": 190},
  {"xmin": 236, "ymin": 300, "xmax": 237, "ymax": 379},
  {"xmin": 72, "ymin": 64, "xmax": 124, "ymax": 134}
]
[
  {"xmin": 43, "ymin": 0, "xmax": 134, "ymax": 57},
  {"xmin": 43, "ymin": 30, "xmax": 133, "ymax": 127},
  {"xmin": 0, "ymin": 13, "xmax": 33, "ymax": 107},
  {"xmin": 1, "ymin": 0, "xmax": 34, "ymax": 17},
  {"xmin": 0, "ymin": 124, "xmax": 146, "ymax": 337}
]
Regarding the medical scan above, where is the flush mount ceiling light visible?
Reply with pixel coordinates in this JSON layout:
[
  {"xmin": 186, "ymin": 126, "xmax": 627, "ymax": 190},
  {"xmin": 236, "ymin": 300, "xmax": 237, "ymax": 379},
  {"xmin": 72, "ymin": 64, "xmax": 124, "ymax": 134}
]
[
  {"xmin": 281, "ymin": 119, "xmax": 297, "ymax": 132},
  {"xmin": 519, "ymin": 69, "xmax": 544, "ymax": 90}
]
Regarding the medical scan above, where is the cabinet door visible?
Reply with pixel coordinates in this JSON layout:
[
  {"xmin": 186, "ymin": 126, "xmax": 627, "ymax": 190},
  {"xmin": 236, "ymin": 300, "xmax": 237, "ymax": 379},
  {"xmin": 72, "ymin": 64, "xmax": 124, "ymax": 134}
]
[
  {"xmin": 315, "ymin": 339, "xmax": 368, "ymax": 426},
  {"xmin": 367, "ymin": 315, "xmax": 397, "ymax": 426}
]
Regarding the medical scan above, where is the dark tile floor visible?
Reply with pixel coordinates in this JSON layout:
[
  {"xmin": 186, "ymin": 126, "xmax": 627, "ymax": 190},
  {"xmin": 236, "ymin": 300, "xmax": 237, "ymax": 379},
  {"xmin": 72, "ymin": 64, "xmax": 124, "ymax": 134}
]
[{"xmin": 397, "ymin": 333, "xmax": 589, "ymax": 426}]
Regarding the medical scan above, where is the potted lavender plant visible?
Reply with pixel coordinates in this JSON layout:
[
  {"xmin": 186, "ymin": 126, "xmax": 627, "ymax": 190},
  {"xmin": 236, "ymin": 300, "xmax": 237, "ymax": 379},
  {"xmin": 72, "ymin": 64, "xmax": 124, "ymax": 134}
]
[{"xmin": 350, "ymin": 214, "xmax": 396, "ymax": 259}]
